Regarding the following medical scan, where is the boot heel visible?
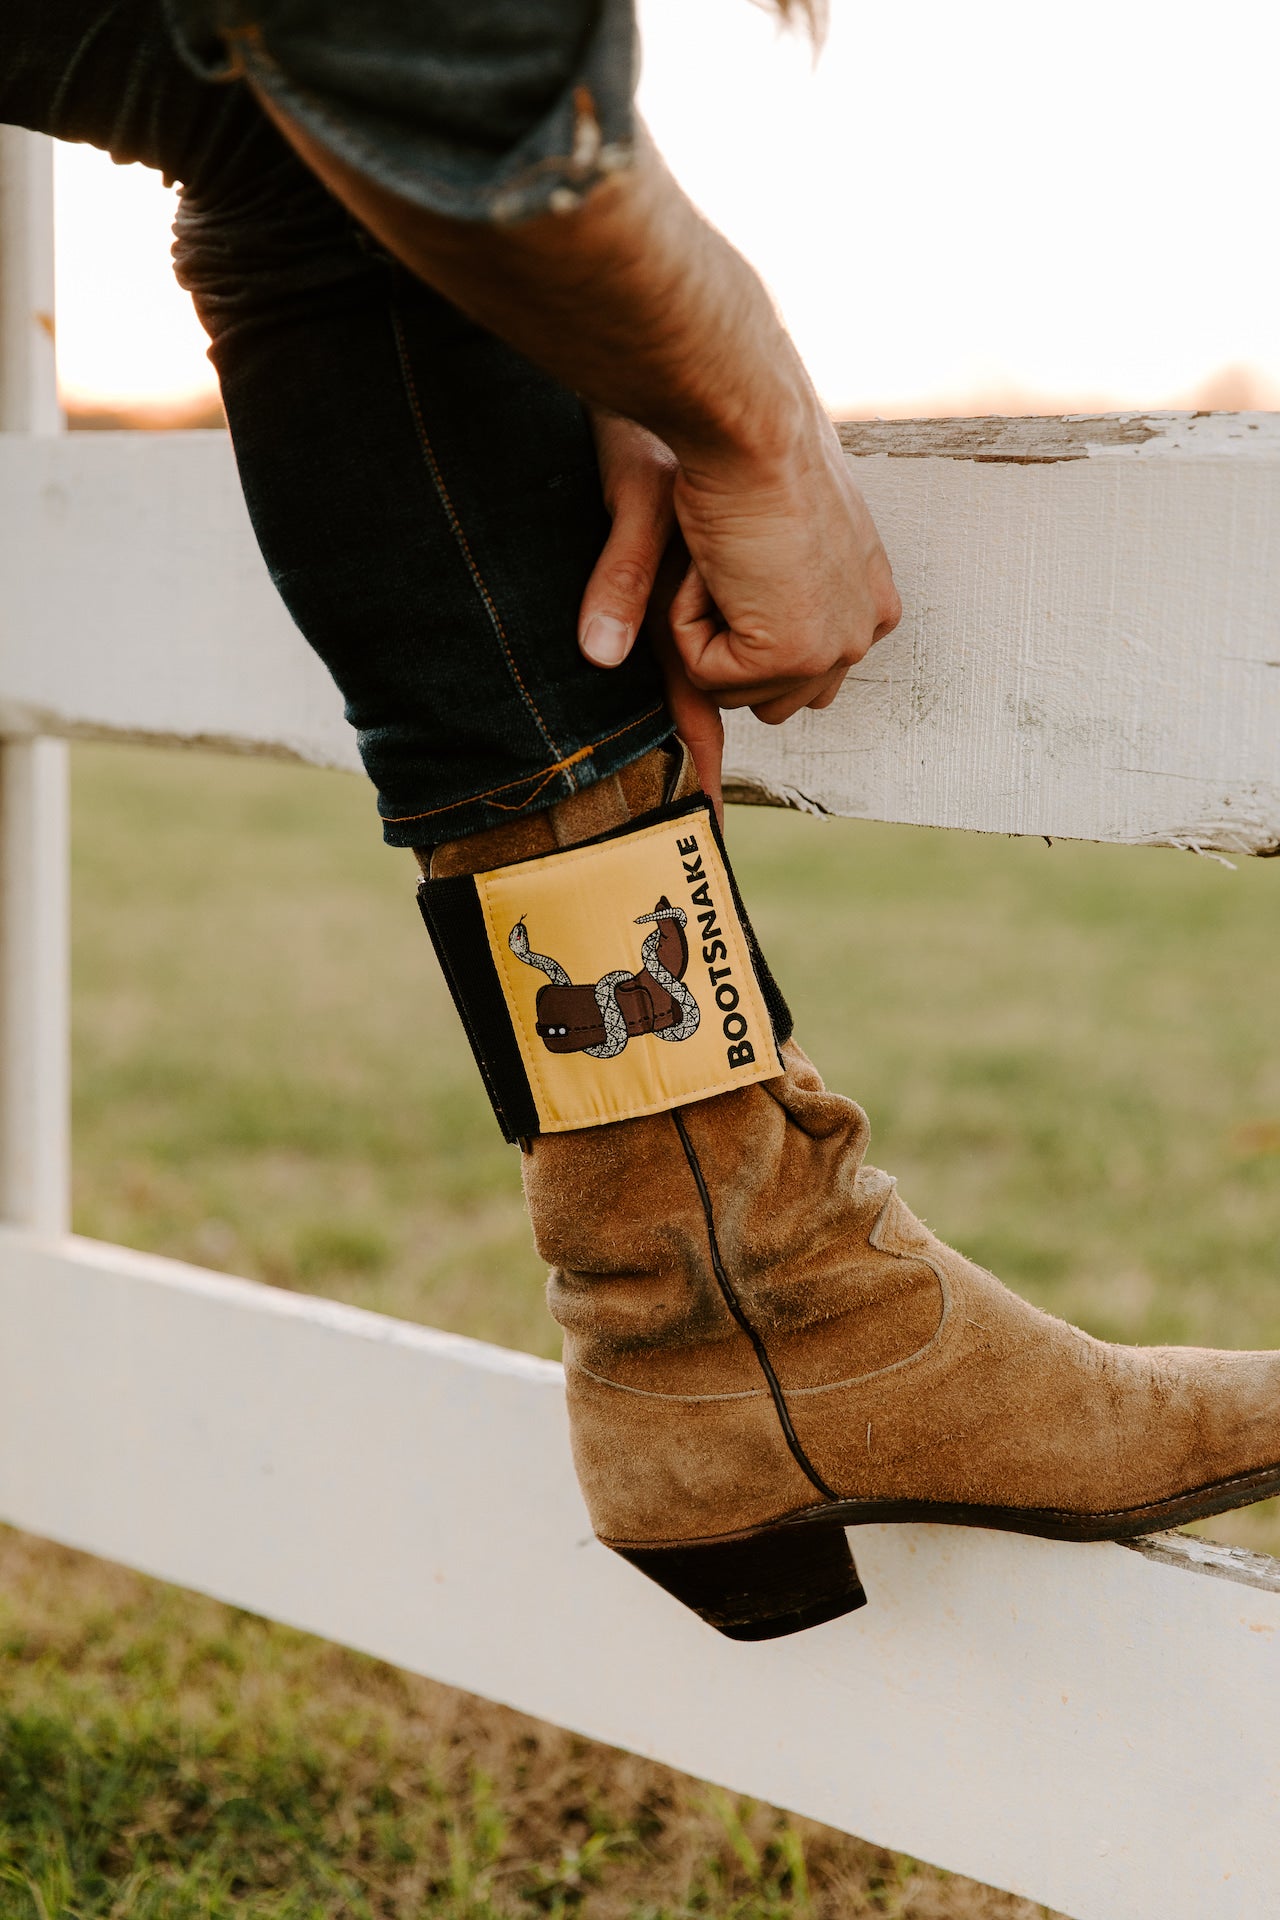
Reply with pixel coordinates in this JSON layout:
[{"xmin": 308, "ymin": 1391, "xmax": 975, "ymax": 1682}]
[{"xmin": 614, "ymin": 1524, "xmax": 866, "ymax": 1641}]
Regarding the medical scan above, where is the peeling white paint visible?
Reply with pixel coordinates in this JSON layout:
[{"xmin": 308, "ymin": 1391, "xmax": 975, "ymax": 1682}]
[{"xmin": 1126, "ymin": 1530, "xmax": 1280, "ymax": 1596}]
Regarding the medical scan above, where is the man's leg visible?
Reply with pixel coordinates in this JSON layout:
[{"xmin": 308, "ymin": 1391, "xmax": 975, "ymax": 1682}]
[{"xmin": 1, "ymin": 0, "xmax": 673, "ymax": 845}]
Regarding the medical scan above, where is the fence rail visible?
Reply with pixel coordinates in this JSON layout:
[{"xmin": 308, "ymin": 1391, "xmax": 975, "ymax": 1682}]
[
  {"xmin": 3, "ymin": 411, "xmax": 1278, "ymax": 856},
  {"xmin": 2, "ymin": 129, "xmax": 1278, "ymax": 1920}
]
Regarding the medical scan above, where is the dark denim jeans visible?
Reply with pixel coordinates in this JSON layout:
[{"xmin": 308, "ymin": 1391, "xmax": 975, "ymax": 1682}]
[{"xmin": 2, "ymin": 0, "xmax": 672, "ymax": 846}]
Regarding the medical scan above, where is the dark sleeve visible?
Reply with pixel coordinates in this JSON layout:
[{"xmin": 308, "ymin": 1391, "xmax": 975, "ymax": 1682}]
[{"xmin": 164, "ymin": 0, "xmax": 638, "ymax": 223}]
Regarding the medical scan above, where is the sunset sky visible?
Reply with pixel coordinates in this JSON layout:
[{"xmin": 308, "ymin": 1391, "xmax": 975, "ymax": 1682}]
[{"xmin": 53, "ymin": 0, "xmax": 1280, "ymax": 415}]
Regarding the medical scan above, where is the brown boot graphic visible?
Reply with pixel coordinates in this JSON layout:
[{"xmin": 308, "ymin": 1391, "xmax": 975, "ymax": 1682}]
[{"xmin": 508, "ymin": 896, "xmax": 700, "ymax": 1059}]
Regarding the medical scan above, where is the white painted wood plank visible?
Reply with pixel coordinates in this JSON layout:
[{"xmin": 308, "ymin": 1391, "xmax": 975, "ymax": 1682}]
[
  {"xmin": 1, "ymin": 416, "xmax": 1278, "ymax": 852},
  {"xmin": 0, "ymin": 741, "xmax": 69, "ymax": 1230},
  {"xmin": 0, "ymin": 431, "xmax": 359, "ymax": 771},
  {"xmin": 0, "ymin": 130, "xmax": 60, "ymax": 435},
  {"xmin": 0, "ymin": 132, "xmax": 70, "ymax": 1231},
  {"xmin": 1, "ymin": 1228, "xmax": 1277, "ymax": 1920},
  {"xmin": 728, "ymin": 414, "xmax": 1280, "ymax": 854}
]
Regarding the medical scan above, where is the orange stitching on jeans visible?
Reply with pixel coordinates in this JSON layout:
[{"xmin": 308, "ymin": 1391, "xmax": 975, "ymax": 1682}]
[
  {"xmin": 389, "ymin": 306, "xmax": 566, "ymax": 771},
  {"xmin": 378, "ymin": 706, "xmax": 668, "ymax": 824},
  {"xmin": 487, "ymin": 765, "xmax": 567, "ymax": 814}
]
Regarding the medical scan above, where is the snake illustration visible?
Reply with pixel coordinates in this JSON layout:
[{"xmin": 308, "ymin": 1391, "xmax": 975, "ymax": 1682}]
[
  {"xmin": 509, "ymin": 906, "xmax": 700, "ymax": 1060},
  {"xmin": 507, "ymin": 922, "xmax": 571, "ymax": 988}
]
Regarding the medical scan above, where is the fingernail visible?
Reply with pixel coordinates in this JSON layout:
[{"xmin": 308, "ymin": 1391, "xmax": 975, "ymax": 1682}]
[{"xmin": 581, "ymin": 615, "xmax": 631, "ymax": 667}]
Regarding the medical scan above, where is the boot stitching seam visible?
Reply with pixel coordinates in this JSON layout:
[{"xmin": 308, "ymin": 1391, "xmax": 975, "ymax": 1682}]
[
  {"xmin": 569, "ymin": 1359, "xmax": 766, "ymax": 1403},
  {"xmin": 569, "ymin": 1263, "xmax": 949, "ymax": 1401},
  {"xmin": 670, "ymin": 1108, "xmax": 841, "ymax": 1504}
]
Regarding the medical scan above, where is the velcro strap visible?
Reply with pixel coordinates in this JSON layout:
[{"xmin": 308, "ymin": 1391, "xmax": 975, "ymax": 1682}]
[{"xmin": 417, "ymin": 795, "xmax": 792, "ymax": 1140}]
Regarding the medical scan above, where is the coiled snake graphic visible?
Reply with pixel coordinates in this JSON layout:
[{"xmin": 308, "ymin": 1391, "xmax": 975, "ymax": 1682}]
[{"xmin": 509, "ymin": 906, "xmax": 701, "ymax": 1059}]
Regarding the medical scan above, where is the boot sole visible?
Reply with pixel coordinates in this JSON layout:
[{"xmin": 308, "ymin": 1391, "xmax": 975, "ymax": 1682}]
[
  {"xmin": 820, "ymin": 1458, "xmax": 1280, "ymax": 1543},
  {"xmin": 612, "ymin": 1459, "xmax": 1280, "ymax": 1641}
]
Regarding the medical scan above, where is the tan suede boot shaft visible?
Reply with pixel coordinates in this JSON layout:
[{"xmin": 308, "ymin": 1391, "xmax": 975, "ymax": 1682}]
[{"xmin": 429, "ymin": 752, "xmax": 1280, "ymax": 1561}]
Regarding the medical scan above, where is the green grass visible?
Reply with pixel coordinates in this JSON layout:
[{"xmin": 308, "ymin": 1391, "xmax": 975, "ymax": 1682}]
[{"xmin": 4, "ymin": 736, "xmax": 1277, "ymax": 1916}]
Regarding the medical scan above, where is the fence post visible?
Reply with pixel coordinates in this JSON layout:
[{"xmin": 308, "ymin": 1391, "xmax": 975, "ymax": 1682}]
[{"xmin": 0, "ymin": 128, "xmax": 70, "ymax": 1234}]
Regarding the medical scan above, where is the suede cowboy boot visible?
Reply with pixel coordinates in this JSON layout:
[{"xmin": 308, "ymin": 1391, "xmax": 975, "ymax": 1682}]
[{"xmin": 420, "ymin": 745, "xmax": 1280, "ymax": 1641}]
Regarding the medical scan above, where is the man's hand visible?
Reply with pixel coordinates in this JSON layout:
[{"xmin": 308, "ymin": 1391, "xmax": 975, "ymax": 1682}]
[
  {"xmin": 576, "ymin": 404, "xmax": 901, "ymax": 809},
  {"xmin": 670, "ymin": 416, "xmax": 901, "ymax": 724}
]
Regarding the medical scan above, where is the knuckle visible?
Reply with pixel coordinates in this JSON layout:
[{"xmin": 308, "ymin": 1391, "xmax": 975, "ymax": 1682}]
[
  {"xmin": 603, "ymin": 557, "xmax": 654, "ymax": 604},
  {"xmin": 790, "ymin": 653, "xmax": 830, "ymax": 685},
  {"xmin": 637, "ymin": 439, "xmax": 678, "ymax": 481}
]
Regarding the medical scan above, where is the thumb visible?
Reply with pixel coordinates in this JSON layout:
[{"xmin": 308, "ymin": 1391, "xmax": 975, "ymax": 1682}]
[{"xmin": 578, "ymin": 479, "xmax": 674, "ymax": 671}]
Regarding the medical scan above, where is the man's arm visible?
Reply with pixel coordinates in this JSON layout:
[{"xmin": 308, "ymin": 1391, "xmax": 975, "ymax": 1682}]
[{"xmin": 253, "ymin": 100, "xmax": 901, "ymax": 782}]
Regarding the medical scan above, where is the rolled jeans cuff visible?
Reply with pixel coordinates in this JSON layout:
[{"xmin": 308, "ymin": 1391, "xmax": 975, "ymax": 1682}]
[{"xmin": 373, "ymin": 705, "xmax": 675, "ymax": 849}]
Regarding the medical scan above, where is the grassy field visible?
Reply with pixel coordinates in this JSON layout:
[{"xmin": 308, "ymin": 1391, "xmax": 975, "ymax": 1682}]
[{"xmin": 3, "ymin": 737, "xmax": 1278, "ymax": 1916}]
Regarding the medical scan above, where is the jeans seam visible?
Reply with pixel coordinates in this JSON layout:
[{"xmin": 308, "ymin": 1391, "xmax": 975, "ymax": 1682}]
[
  {"xmin": 389, "ymin": 303, "xmax": 569, "ymax": 775},
  {"xmin": 378, "ymin": 705, "xmax": 668, "ymax": 825}
]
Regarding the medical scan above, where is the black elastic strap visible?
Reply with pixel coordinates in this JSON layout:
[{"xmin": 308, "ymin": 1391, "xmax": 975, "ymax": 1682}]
[{"xmin": 417, "ymin": 873, "xmax": 538, "ymax": 1143}]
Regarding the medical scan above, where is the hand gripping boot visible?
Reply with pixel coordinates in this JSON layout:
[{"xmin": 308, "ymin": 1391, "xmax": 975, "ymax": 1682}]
[{"xmin": 421, "ymin": 748, "xmax": 1280, "ymax": 1641}]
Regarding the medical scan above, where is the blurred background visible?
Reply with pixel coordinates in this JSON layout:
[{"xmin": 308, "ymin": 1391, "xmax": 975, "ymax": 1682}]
[{"xmin": 6, "ymin": 3, "xmax": 1277, "ymax": 1914}]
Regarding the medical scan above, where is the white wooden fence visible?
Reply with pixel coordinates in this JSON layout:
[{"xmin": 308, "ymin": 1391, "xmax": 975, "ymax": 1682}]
[{"xmin": 2, "ymin": 129, "xmax": 1278, "ymax": 1919}]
